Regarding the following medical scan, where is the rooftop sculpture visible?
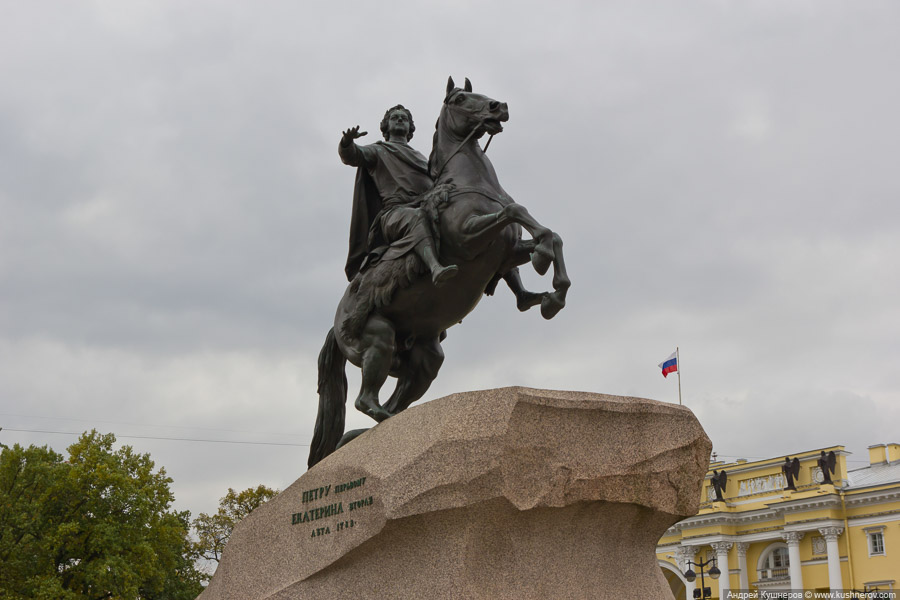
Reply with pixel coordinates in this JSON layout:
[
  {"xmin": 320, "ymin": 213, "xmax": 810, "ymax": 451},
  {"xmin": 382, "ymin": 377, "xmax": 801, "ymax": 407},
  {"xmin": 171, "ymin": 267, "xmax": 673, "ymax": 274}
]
[
  {"xmin": 782, "ymin": 456, "xmax": 801, "ymax": 490},
  {"xmin": 818, "ymin": 450, "xmax": 837, "ymax": 484},
  {"xmin": 710, "ymin": 469, "xmax": 728, "ymax": 502}
]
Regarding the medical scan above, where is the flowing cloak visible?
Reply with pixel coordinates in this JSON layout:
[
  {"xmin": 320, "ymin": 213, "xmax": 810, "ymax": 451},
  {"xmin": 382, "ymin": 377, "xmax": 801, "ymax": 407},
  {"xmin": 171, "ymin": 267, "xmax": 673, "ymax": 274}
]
[{"xmin": 340, "ymin": 140, "xmax": 433, "ymax": 281}]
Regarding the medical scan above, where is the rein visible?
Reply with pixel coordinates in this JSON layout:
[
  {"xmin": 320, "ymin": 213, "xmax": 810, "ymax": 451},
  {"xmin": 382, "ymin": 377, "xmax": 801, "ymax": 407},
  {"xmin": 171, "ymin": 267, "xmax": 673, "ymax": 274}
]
[
  {"xmin": 445, "ymin": 185, "xmax": 508, "ymax": 206},
  {"xmin": 432, "ymin": 118, "xmax": 484, "ymax": 181}
]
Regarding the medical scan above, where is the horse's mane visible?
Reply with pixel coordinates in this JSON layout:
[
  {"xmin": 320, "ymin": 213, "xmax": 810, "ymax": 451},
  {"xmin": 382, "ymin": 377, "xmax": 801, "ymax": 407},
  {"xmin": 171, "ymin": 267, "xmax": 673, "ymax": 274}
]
[{"xmin": 428, "ymin": 102, "xmax": 452, "ymax": 181}]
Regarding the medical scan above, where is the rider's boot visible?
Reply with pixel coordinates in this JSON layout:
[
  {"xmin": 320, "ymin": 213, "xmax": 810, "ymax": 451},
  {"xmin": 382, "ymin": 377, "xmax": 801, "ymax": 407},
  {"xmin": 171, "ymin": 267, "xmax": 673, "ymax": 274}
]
[{"xmin": 420, "ymin": 244, "xmax": 458, "ymax": 287}]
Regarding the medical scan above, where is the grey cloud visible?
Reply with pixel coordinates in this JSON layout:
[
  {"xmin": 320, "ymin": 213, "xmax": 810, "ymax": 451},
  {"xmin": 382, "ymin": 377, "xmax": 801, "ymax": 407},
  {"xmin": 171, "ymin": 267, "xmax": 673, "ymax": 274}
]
[{"xmin": 2, "ymin": 1, "xmax": 898, "ymax": 520}]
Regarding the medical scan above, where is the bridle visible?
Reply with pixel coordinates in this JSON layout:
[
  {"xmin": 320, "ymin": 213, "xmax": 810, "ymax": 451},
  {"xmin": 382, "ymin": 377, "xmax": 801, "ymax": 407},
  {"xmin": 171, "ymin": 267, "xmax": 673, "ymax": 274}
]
[{"xmin": 432, "ymin": 90, "xmax": 493, "ymax": 180}]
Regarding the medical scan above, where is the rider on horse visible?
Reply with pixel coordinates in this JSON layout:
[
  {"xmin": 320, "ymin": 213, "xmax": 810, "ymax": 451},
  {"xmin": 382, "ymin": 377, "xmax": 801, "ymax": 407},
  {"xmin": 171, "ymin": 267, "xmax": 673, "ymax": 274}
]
[
  {"xmin": 309, "ymin": 79, "xmax": 570, "ymax": 468},
  {"xmin": 339, "ymin": 104, "xmax": 459, "ymax": 287},
  {"xmin": 339, "ymin": 103, "xmax": 543, "ymax": 313}
]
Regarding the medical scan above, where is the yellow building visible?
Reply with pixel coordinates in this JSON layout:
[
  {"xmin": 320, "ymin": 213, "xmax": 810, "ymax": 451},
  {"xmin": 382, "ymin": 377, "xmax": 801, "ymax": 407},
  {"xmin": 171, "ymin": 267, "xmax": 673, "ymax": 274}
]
[{"xmin": 657, "ymin": 443, "xmax": 900, "ymax": 598}]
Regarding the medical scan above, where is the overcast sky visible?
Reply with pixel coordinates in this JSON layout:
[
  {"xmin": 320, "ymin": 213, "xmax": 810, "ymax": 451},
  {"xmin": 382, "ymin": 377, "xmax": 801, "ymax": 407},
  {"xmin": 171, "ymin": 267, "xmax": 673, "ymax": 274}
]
[{"xmin": 2, "ymin": 1, "xmax": 898, "ymax": 520}]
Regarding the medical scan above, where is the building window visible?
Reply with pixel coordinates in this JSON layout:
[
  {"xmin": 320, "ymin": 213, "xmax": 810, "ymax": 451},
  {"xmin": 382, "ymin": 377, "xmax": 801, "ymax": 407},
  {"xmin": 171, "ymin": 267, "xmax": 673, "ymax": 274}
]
[
  {"xmin": 869, "ymin": 531, "xmax": 885, "ymax": 556},
  {"xmin": 759, "ymin": 546, "xmax": 790, "ymax": 580},
  {"xmin": 864, "ymin": 580, "xmax": 895, "ymax": 593}
]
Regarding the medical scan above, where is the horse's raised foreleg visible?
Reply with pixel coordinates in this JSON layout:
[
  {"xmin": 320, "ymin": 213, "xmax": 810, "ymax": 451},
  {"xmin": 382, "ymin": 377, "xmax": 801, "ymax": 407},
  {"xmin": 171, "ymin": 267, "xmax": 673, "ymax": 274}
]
[
  {"xmin": 503, "ymin": 267, "xmax": 544, "ymax": 312},
  {"xmin": 540, "ymin": 233, "xmax": 571, "ymax": 320},
  {"xmin": 354, "ymin": 314, "xmax": 396, "ymax": 422},
  {"xmin": 502, "ymin": 238, "xmax": 536, "ymax": 269},
  {"xmin": 462, "ymin": 203, "xmax": 555, "ymax": 275},
  {"xmin": 503, "ymin": 204, "xmax": 556, "ymax": 274},
  {"xmin": 482, "ymin": 241, "xmax": 544, "ymax": 311},
  {"xmin": 383, "ymin": 335, "xmax": 444, "ymax": 414},
  {"xmin": 503, "ymin": 240, "xmax": 545, "ymax": 311}
]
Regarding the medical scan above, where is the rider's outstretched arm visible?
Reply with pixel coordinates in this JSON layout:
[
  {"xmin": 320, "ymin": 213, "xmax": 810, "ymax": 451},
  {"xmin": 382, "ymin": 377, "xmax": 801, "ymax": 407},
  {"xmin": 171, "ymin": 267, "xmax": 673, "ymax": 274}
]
[{"xmin": 339, "ymin": 126, "xmax": 376, "ymax": 168}]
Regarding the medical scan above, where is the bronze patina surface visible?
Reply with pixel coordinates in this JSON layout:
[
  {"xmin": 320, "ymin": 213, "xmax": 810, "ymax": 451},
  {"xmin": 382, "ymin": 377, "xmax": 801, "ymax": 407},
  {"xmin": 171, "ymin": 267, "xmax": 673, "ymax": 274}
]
[{"xmin": 309, "ymin": 78, "xmax": 570, "ymax": 467}]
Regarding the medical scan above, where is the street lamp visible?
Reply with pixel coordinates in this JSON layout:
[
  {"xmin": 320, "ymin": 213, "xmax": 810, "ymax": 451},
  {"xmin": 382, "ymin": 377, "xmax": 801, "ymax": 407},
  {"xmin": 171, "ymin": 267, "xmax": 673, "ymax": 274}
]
[{"xmin": 684, "ymin": 557, "xmax": 720, "ymax": 599}]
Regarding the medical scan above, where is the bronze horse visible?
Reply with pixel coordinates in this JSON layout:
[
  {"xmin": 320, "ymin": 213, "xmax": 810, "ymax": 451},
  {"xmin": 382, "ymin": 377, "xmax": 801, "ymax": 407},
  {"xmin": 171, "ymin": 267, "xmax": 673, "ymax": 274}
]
[{"xmin": 309, "ymin": 77, "xmax": 569, "ymax": 467}]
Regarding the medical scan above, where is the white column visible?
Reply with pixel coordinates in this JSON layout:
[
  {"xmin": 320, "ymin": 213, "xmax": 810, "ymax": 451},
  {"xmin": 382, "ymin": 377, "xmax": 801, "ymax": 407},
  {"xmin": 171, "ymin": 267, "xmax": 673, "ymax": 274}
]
[
  {"xmin": 712, "ymin": 542, "xmax": 733, "ymax": 598},
  {"xmin": 677, "ymin": 545, "xmax": 697, "ymax": 599},
  {"xmin": 782, "ymin": 532, "xmax": 804, "ymax": 590},
  {"xmin": 736, "ymin": 542, "xmax": 750, "ymax": 591},
  {"xmin": 819, "ymin": 527, "xmax": 844, "ymax": 592}
]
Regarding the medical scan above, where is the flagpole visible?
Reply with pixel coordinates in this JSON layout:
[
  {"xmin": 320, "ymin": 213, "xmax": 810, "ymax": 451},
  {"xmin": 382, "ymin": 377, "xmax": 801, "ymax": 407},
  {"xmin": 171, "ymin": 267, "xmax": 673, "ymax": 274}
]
[{"xmin": 676, "ymin": 346, "xmax": 682, "ymax": 405}]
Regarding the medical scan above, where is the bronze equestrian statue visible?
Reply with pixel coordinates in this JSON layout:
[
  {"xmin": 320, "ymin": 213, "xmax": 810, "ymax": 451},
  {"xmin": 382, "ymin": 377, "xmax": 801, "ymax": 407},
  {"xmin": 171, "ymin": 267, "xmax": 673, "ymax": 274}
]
[{"xmin": 309, "ymin": 77, "xmax": 570, "ymax": 467}]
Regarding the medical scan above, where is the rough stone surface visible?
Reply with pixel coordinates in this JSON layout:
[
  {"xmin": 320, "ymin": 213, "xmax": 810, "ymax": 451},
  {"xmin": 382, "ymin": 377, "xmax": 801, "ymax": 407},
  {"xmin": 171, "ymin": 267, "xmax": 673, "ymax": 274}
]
[{"xmin": 199, "ymin": 387, "xmax": 711, "ymax": 600}]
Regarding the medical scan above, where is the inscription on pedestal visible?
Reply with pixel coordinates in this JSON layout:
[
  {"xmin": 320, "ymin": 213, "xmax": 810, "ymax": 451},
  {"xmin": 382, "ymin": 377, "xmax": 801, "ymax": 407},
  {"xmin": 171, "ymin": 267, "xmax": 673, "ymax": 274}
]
[{"xmin": 291, "ymin": 476, "xmax": 373, "ymax": 540}]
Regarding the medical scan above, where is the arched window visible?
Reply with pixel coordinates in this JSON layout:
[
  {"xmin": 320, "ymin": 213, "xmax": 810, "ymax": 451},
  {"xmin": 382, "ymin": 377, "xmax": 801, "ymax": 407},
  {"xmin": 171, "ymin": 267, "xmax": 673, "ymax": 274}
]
[
  {"xmin": 659, "ymin": 561, "xmax": 687, "ymax": 600},
  {"xmin": 758, "ymin": 544, "xmax": 790, "ymax": 580}
]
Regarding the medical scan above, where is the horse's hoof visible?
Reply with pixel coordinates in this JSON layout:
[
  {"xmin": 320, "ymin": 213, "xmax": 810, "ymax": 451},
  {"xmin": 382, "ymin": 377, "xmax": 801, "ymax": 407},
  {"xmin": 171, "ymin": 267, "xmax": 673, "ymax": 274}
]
[
  {"xmin": 540, "ymin": 292, "xmax": 565, "ymax": 319},
  {"xmin": 368, "ymin": 405, "xmax": 394, "ymax": 422},
  {"xmin": 336, "ymin": 428, "xmax": 370, "ymax": 450},
  {"xmin": 432, "ymin": 264, "xmax": 459, "ymax": 287},
  {"xmin": 355, "ymin": 399, "xmax": 393, "ymax": 423},
  {"xmin": 531, "ymin": 249, "xmax": 552, "ymax": 276}
]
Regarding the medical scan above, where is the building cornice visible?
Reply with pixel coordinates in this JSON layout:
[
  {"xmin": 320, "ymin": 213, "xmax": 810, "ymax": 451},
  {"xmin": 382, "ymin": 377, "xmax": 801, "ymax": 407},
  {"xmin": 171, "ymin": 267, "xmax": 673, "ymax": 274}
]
[
  {"xmin": 783, "ymin": 519, "xmax": 844, "ymax": 533},
  {"xmin": 843, "ymin": 487, "xmax": 900, "ymax": 506},
  {"xmin": 767, "ymin": 493, "xmax": 842, "ymax": 514},
  {"xmin": 667, "ymin": 515, "xmax": 847, "ymax": 544},
  {"xmin": 667, "ymin": 507, "xmax": 779, "ymax": 533},
  {"xmin": 667, "ymin": 493, "xmax": 844, "ymax": 535},
  {"xmin": 846, "ymin": 511, "xmax": 900, "ymax": 528}
]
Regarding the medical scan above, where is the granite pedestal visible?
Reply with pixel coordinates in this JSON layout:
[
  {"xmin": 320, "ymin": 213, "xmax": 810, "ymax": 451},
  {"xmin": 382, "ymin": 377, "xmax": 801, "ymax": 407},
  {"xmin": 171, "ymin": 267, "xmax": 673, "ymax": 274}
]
[{"xmin": 199, "ymin": 387, "xmax": 711, "ymax": 600}]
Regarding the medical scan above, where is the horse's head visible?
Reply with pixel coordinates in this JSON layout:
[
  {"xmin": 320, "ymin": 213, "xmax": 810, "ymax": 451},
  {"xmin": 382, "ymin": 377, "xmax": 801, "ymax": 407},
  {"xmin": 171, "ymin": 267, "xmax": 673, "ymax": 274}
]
[{"xmin": 440, "ymin": 76, "xmax": 509, "ymax": 140}]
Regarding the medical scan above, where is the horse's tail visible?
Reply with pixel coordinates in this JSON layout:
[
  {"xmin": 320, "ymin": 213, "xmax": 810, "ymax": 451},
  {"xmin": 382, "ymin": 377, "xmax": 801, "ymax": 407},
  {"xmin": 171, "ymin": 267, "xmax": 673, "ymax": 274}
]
[{"xmin": 308, "ymin": 327, "xmax": 348, "ymax": 468}]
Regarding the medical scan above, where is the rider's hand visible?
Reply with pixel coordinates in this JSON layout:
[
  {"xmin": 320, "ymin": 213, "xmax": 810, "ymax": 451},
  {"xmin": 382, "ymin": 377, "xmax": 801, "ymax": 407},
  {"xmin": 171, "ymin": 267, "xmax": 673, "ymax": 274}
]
[{"xmin": 341, "ymin": 126, "xmax": 368, "ymax": 147}]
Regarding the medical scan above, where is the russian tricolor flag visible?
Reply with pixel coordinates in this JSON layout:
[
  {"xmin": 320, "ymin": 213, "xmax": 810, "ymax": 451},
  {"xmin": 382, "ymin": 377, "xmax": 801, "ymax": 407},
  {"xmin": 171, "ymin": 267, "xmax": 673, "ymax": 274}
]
[{"xmin": 658, "ymin": 352, "xmax": 678, "ymax": 378}]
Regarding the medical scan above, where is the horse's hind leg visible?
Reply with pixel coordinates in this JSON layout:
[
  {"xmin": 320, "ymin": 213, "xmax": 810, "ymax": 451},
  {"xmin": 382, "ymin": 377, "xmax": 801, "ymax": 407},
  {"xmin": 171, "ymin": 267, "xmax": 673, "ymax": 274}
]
[
  {"xmin": 383, "ymin": 335, "xmax": 444, "ymax": 414},
  {"xmin": 354, "ymin": 314, "xmax": 396, "ymax": 422}
]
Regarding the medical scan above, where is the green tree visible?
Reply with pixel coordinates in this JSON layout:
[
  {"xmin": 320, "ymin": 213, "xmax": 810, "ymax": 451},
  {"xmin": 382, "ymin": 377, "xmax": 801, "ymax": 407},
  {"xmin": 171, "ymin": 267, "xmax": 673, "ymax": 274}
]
[
  {"xmin": 192, "ymin": 485, "xmax": 278, "ymax": 568},
  {"xmin": 0, "ymin": 431, "xmax": 203, "ymax": 599}
]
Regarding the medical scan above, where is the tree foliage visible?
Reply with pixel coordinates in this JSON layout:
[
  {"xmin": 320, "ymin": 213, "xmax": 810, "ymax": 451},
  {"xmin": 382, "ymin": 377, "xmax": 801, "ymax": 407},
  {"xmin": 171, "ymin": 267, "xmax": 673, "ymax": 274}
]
[
  {"xmin": 192, "ymin": 485, "xmax": 278, "ymax": 566},
  {"xmin": 0, "ymin": 431, "xmax": 203, "ymax": 599}
]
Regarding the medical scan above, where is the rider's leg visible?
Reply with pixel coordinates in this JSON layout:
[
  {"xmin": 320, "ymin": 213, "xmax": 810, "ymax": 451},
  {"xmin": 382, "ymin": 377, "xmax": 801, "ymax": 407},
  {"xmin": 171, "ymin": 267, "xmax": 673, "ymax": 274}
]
[
  {"xmin": 417, "ymin": 241, "xmax": 458, "ymax": 287},
  {"xmin": 385, "ymin": 206, "xmax": 458, "ymax": 286},
  {"xmin": 354, "ymin": 314, "xmax": 395, "ymax": 422}
]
